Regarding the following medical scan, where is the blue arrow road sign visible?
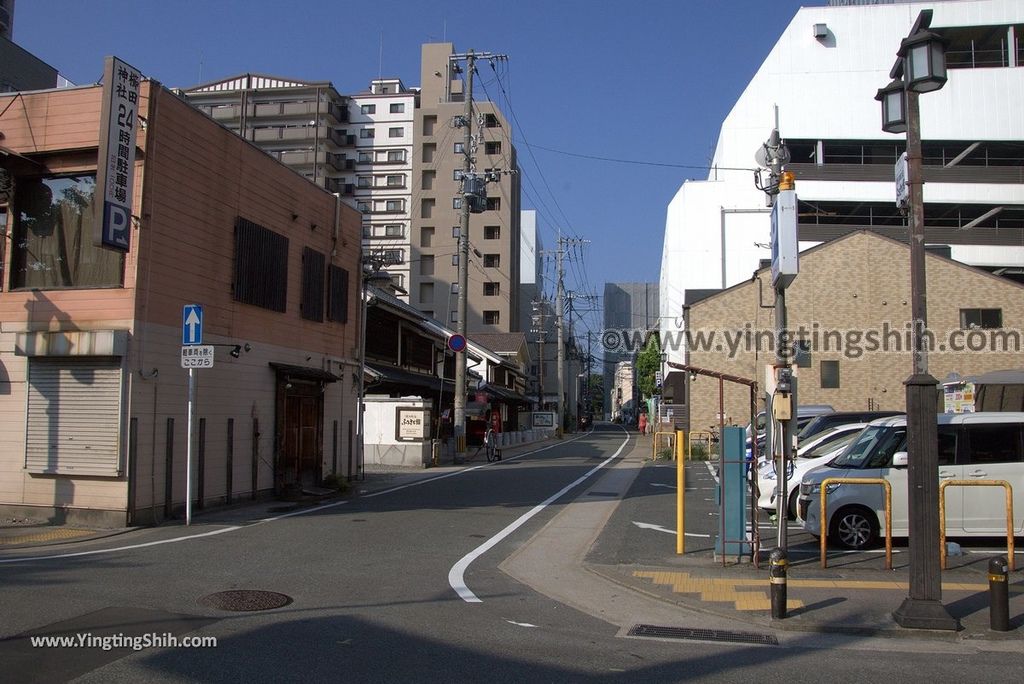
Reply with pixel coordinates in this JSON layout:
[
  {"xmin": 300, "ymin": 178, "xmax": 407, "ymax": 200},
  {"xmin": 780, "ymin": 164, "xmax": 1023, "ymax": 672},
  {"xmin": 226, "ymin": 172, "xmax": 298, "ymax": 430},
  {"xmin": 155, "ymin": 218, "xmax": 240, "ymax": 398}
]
[{"xmin": 183, "ymin": 304, "xmax": 203, "ymax": 345}]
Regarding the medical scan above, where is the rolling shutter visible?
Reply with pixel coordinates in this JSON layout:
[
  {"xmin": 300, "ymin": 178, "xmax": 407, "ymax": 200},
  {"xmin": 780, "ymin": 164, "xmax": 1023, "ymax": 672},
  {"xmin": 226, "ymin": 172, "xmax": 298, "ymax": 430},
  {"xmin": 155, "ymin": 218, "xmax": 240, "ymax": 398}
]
[{"xmin": 25, "ymin": 358, "xmax": 123, "ymax": 476}]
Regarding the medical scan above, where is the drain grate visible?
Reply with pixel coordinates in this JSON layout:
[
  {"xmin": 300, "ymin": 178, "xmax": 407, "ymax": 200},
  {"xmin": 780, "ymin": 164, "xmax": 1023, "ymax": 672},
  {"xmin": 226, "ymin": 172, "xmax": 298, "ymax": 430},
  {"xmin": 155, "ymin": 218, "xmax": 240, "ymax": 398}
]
[
  {"xmin": 627, "ymin": 624, "xmax": 777, "ymax": 646},
  {"xmin": 587, "ymin": 491, "xmax": 619, "ymax": 497},
  {"xmin": 200, "ymin": 590, "xmax": 293, "ymax": 612}
]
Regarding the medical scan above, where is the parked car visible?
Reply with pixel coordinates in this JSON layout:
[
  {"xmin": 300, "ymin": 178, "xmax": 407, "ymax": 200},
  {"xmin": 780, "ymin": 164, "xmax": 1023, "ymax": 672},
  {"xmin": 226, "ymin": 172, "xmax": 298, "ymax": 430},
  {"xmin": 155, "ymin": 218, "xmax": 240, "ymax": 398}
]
[
  {"xmin": 799, "ymin": 412, "xmax": 1024, "ymax": 550},
  {"xmin": 796, "ymin": 410, "xmax": 903, "ymax": 443},
  {"xmin": 756, "ymin": 423, "xmax": 866, "ymax": 518},
  {"xmin": 747, "ymin": 404, "xmax": 835, "ymax": 465}
]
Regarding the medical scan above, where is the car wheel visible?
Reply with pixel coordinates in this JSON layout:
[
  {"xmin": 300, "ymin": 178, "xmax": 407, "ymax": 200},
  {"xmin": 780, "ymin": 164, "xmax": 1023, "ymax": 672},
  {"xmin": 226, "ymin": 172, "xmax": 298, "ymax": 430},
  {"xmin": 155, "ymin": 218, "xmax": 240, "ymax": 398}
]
[
  {"xmin": 830, "ymin": 506, "xmax": 878, "ymax": 550},
  {"xmin": 787, "ymin": 489, "xmax": 799, "ymax": 521}
]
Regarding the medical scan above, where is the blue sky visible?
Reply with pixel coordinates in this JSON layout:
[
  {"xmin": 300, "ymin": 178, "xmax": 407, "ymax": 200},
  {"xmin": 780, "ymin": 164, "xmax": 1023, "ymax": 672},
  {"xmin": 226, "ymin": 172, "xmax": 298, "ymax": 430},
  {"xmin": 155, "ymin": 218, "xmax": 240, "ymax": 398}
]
[{"xmin": 13, "ymin": 0, "xmax": 810, "ymax": 335}]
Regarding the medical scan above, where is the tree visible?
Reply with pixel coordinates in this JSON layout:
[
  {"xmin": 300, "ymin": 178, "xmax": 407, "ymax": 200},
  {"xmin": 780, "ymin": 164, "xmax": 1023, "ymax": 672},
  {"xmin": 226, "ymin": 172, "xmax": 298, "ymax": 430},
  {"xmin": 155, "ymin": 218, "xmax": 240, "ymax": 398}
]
[
  {"xmin": 635, "ymin": 334, "xmax": 661, "ymax": 400},
  {"xmin": 588, "ymin": 373, "xmax": 604, "ymax": 416}
]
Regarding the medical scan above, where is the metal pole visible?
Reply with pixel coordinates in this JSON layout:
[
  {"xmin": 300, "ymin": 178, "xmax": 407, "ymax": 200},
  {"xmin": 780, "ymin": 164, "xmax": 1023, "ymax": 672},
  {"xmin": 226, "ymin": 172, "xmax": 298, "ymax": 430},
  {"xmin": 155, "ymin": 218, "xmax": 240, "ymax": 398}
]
[
  {"xmin": 774, "ymin": 287, "xmax": 794, "ymax": 550},
  {"xmin": 556, "ymin": 235, "xmax": 565, "ymax": 436},
  {"xmin": 186, "ymin": 367, "xmax": 195, "ymax": 526},
  {"xmin": 893, "ymin": 88, "xmax": 956, "ymax": 631},
  {"xmin": 453, "ymin": 49, "xmax": 475, "ymax": 460}
]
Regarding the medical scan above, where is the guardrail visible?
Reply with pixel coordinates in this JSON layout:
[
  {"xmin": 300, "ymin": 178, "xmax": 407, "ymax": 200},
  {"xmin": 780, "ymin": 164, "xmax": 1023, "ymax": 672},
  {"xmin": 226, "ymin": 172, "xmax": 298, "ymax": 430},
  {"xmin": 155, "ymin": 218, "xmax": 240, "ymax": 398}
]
[
  {"xmin": 820, "ymin": 477, "xmax": 892, "ymax": 570},
  {"xmin": 653, "ymin": 431, "xmax": 675, "ymax": 460},
  {"xmin": 939, "ymin": 479, "xmax": 1015, "ymax": 572}
]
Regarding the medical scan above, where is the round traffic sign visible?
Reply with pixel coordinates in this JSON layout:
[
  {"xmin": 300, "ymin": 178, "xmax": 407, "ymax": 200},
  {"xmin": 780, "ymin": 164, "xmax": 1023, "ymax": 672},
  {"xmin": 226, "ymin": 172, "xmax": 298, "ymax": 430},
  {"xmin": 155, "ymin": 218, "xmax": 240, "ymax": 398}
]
[{"xmin": 448, "ymin": 334, "xmax": 467, "ymax": 352}]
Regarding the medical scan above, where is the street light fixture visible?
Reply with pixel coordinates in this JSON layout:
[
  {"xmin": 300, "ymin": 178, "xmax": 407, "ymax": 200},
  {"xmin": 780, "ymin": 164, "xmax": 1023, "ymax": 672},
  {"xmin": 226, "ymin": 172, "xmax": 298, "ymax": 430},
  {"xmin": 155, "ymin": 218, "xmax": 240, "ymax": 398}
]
[{"xmin": 876, "ymin": 9, "xmax": 956, "ymax": 631}]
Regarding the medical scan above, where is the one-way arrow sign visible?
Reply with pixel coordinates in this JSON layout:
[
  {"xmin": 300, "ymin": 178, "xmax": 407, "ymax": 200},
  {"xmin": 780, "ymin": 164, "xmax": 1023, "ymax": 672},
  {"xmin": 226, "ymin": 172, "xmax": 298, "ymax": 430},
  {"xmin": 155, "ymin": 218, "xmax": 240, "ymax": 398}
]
[{"xmin": 182, "ymin": 304, "xmax": 203, "ymax": 345}]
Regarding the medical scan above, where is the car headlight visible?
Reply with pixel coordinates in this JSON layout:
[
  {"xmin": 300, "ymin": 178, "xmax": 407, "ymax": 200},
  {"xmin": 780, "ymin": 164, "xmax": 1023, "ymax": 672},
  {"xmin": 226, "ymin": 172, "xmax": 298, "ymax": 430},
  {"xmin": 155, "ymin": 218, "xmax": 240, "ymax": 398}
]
[
  {"xmin": 762, "ymin": 470, "xmax": 776, "ymax": 481},
  {"xmin": 802, "ymin": 482, "xmax": 840, "ymax": 495}
]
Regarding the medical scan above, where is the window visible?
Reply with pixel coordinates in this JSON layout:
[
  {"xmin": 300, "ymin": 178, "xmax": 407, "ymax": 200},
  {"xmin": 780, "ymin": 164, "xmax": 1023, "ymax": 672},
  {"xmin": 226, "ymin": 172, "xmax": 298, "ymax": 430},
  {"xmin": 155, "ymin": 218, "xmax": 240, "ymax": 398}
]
[
  {"xmin": 383, "ymin": 248, "xmax": 403, "ymax": 264},
  {"xmin": 965, "ymin": 425, "xmax": 1023, "ymax": 464},
  {"xmin": 422, "ymin": 170, "xmax": 435, "ymax": 190},
  {"xmin": 360, "ymin": 128, "xmax": 375, "ymax": 139},
  {"xmin": 358, "ymin": 151, "xmax": 372, "ymax": 163},
  {"xmin": 821, "ymin": 360, "xmax": 840, "ymax": 389},
  {"xmin": 484, "ymin": 225, "xmax": 500, "ymax": 240},
  {"xmin": 485, "ymin": 141, "xmax": 501, "ymax": 155},
  {"xmin": 453, "ymin": 197, "xmax": 463, "ymax": 209},
  {"xmin": 484, "ymin": 311, "xmax": 500, "ymax": 325},
  {"xmin": 795, "ymin": 340, "xmax": 811, "ymax": 368},
  {"xmin": 362, "ymin": 225, "xmax": 372, "ymax": 238},
  {"xmin": 483, "ymin": 254, "xmax": 500, "ymax": 268},
  {"xmin": 453, "ymin": 169, "xmax": 463, "ymax": 181},
  {"xmin": 420, "ymin": 255, "xmax": 435, "ymax": 276},
  {"xmin": 420, "ymin": 226, "xmax": 434, "ymax": 248},
  {"xmin": 11, "ymin": 174, "xmax": 123, "ymax": 289},
  {"xmin": 361, "ymin": 104, "xmax": 376, "ymax": 115},
  {"xmin": 421, "ymin": 199, "xmax": 434, "ymax": 219},
  {"xmin": 387, "ymin": 149, "xmax": 405, "ymax": 163},
  {"xmin": 452, "ymin": 254, "xmax": 459, "ymax": 266},
  {"xmin": 486, "ymin": 197, "xmax": 501, "ymax": 211},
  {"xmin": 385, "ymin": 224, "xmax": 403, "ymax": 237},
  {"xmin": 483, "ymin": 113, "xmax": 499, "ymax": 128},
  {"xmin": 452, "ymin": 226, "xmax": 460, "ymax": 238},
  {"xmin": 300, "ymin": 247, "xmax": 325, "ymax": 322},
  {"xmin": 357, "ymin": 201, "xmax": 370, "ymax": 213},
  {"xmin": 484, "ymin": 282, "xmax": 500, "ymax": 296},
  {"xmin": 420, "ymin": 282, "xmax": 435, "ymax": 304},
  {"xmin": 234, "ymin": 217, "xmax": 288, "ymax": 312},
  {"xmin": 423, "ymin": 115, "xmax": 436, "ymax": 136},
  {"xmin": 450, "ymin": 282, "xmax": 459, "ymax": 294},
  {"xmin": 454, "ymin": 142, "xmax": 464, "ymax": 154},
  {"xmin": 386, "ymin": 174, "xmax": 404, "ymax": 187},
  {"xmin": 450, "ymin": 311, "xmax": 458, "ymax": 323},
  {"xmin": 422, "ymin": 144, "xmax": 436, "ymax": 163},
  {"xmin": 385, "ymin": 199, "xmax": 403, "ymax": 212},
  {"xmin": 357, "ymin": 176, "xmax": 371, "ymax": 188},
  {"xmin": 390, "ymin": 102, "xmax": 405, "ymax": 114},
  {"xmin": 389, "ymin": 127, "xmax": 403, "ymax": 138},
  {"xmin": 960, "ymin": 308, "xmax": 1002, "ymax": 329}
]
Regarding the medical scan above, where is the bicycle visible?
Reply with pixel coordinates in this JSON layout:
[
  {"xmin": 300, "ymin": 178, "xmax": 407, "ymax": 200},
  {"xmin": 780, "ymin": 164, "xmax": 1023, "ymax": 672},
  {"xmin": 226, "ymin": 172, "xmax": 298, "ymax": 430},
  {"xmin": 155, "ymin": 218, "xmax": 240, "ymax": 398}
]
[{"xmin": 484, "ymin": 428, "xmax": 501, "ymax": 462}]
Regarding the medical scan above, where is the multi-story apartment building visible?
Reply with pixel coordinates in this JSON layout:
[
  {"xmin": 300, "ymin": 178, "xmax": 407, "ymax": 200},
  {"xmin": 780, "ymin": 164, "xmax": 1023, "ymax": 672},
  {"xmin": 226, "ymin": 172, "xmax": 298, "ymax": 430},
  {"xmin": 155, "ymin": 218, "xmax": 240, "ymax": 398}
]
[
  {"xmin": 411, "ymin": 43, "xmax": 521, "ymax": 334},
  {"xmin": 349, "ymin": 79, "xmax": 417, "ymax": 297},
  {"xmin": 602, "ymin": 282, "xmax": 659, "ymax": 420},
  {"xmin": 183, "ymin": 75, "xmax": 357, "ymax": 195}
]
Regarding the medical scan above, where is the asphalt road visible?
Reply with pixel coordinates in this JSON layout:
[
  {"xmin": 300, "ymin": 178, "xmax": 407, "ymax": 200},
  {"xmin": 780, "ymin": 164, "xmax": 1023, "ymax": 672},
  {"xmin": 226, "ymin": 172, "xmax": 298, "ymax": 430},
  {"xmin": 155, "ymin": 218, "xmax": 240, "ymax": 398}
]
[{"xmin": 1, "ymin": 425, "xmax": 1022, "ymax": 682}]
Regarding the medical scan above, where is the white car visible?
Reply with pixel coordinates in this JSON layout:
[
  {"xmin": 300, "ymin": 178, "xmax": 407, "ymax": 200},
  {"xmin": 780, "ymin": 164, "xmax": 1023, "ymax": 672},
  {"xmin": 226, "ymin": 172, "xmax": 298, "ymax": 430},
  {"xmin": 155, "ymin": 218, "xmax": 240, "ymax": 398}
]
[{"xmin": 756, "ymin": 423, "xmax": 866, "ymax": 518}]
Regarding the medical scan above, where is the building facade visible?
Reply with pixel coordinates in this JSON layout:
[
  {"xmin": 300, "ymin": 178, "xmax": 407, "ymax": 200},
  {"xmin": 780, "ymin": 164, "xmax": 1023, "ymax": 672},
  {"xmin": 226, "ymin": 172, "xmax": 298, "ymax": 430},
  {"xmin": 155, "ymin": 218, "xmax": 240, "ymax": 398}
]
[
  {"xmin": 661, "ymin": 0, "xmax": 1024, "ymax": 367},
  {"xmin": 602, "ymin": 282, "xmax": 659, "ymax": 420},
  {"xmin": 411, "ymin": 43, "xmax": 521, "ymax": 334},
  {"xmin": 0, "ymin": 80, "xmax": 362, "ymax": 526},
  {"xmin": 686, "ymin": 231, "xmax": 1024, "ymax": 435}
]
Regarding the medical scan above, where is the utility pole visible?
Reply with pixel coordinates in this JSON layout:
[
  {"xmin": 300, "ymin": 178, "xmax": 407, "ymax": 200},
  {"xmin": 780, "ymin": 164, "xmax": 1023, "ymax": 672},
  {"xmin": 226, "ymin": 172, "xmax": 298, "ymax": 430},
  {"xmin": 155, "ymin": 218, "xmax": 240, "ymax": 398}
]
[
  {"xmin": 530, "ymin": 298, "xmax": 548, "ymax": 410},
  {"xmin": 450, "ymin": 48, "xmax": 508, "ymax": 460},
  {"xmin": 556, "ymin": 236, "xmax": 565, "ymax": 436}
]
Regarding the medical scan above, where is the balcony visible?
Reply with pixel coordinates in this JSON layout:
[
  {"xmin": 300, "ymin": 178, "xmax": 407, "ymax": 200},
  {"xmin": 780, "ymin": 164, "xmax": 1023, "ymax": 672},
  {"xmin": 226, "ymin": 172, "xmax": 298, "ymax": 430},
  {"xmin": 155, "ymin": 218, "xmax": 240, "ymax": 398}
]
[{"xmin": 325, "ymin": 179, "xmax": 355, "ymax": 195}]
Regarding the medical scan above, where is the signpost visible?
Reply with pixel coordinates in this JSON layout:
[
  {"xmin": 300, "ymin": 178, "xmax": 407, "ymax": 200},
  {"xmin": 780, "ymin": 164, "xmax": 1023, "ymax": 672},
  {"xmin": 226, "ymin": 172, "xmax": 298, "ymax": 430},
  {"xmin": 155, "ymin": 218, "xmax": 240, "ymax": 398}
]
[
  {"xmin": 181, "ymin": 305, "xmax": 205, "ymax": 525},
  {"xmin": 94, "ymin": 56, "xmax": 143, "ymax": 252},
  {"xmin": 448, "ymin": 334, "xmax": 467, "ymax": 353}
]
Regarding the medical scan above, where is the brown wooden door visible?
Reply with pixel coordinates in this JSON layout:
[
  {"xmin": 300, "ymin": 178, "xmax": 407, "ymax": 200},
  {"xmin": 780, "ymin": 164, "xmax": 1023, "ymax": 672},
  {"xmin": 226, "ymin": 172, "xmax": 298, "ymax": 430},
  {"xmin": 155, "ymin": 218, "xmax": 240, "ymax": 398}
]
[{"xmin": 279, "ymin": 383, "xmax": 323, "ymax": 491}]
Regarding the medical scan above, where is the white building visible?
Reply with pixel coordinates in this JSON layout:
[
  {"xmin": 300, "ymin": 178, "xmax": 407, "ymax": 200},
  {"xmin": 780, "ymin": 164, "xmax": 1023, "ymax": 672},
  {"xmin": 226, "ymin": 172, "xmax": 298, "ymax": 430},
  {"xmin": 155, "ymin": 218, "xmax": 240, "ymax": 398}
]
[
  {"xmin": 661, "ymin": 0, "xmax": 1024, "ymax": 368},
  {"xmin": 350, "ymin": 78, "xmax": 418, "ymax": 298}
]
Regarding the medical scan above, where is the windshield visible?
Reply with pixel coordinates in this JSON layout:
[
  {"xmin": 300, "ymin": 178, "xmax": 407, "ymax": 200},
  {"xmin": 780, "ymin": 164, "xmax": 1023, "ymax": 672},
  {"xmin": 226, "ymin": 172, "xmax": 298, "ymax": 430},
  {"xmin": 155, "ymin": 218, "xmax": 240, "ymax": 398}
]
[
  {"xmin": 802, "ymin": 430, "xmax": 859, "ymax": 459},
  {"xmin": 830, "ymin": 425, "xmax": 906, "ymax": 469}
]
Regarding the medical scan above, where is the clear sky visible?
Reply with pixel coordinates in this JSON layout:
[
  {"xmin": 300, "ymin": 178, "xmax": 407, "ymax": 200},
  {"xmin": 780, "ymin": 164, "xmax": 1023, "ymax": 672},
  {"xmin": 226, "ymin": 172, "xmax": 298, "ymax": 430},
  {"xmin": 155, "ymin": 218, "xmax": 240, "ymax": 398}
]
[{"xmin": 12, "ymin": 0, "xmax": 811, "ymax": 336}]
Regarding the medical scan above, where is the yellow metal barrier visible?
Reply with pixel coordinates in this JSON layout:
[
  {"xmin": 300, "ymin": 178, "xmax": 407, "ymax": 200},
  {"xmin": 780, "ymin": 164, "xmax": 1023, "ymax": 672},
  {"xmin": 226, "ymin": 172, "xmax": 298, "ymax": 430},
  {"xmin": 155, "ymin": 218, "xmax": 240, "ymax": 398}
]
[
  {"xmin": 939, "ymin": 479, "xmax": 1014, "ymax": 572},
  {"xmin": 688, "ymin": 431, "xmax": 713, "ymax": 461},
  {"xmin": 820, "ymin": 477, "xmax": 892, "ymax": 570},
  {"xmin": 676, "ymin": 429, "xmax": 686, "ymax": 555},
  {"xmin": 652, "ymin": 431, "xmax": 675, "ymax": 460}
]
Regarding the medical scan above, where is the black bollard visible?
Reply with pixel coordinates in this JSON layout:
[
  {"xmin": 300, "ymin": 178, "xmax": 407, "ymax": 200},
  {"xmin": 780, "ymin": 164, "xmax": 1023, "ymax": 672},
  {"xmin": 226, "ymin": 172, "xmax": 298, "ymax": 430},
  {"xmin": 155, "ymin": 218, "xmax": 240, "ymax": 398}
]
[
  {"xmin": 770, "ymin": 548, "xmax": 788, "ymax": 619},
  {"xmin": 989, "ymin": 556, "xmax": 1009, "ymax": 632}
]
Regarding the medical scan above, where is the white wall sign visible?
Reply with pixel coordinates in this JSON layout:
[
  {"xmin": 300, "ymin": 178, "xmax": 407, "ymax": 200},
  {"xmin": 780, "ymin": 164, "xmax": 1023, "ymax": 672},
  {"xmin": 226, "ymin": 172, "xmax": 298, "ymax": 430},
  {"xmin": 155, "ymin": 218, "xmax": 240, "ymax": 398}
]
[
  {"xmin": 94, "ymin": 56, "xmax": 143, "ymax": 251},
  {"xmin": 396, "ymin": 408, "xmax": 429, "ymax": 441},
  {"xmin": 181, "ymin": 345, "xmax": 215, "ymax": 369}
]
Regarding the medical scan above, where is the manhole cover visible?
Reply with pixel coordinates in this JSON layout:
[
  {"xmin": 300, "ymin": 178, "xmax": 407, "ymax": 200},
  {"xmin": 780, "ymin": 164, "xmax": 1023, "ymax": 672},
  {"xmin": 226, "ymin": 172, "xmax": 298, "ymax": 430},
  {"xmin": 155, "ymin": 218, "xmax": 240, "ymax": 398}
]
[{"xmin": 200, "ymin": 590, "xmax": 292, "ymax": 612}]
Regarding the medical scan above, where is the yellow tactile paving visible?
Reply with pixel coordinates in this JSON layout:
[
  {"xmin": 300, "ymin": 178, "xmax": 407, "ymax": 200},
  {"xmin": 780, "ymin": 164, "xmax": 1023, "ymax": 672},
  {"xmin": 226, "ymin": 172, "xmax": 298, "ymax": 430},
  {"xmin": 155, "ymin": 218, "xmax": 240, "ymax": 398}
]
[
  {"xmin": 632, "ymin": 569, "xmax": 1024, "ymax": 611},
  {"xmin": 0, "ymin": 528, "xmax": 95, "ymax": 545}
]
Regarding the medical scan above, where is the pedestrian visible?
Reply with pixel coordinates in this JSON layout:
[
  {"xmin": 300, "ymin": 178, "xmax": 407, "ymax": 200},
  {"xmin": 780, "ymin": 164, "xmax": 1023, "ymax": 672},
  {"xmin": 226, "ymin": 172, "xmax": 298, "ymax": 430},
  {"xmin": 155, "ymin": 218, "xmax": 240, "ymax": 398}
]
[{"xmin": 638, "ymin": 412, "xmax": 648, "ymax": 436}]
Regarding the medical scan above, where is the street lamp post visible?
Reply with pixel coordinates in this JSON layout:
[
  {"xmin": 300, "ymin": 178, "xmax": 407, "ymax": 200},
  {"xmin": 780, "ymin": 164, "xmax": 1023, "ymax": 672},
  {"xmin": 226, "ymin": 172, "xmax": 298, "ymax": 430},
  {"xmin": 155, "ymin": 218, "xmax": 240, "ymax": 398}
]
[{"xmin": 876, "ymin": 10, "xmax": 956, "ymax": 631}]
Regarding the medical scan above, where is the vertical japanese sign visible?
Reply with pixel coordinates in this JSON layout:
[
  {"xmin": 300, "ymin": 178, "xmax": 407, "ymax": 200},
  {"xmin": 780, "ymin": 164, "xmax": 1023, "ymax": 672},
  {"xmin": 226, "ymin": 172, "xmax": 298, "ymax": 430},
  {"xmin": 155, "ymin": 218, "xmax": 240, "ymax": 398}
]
[{"xmin": 94, "ymin": 56, "xmax": 143, "ymax": 251}]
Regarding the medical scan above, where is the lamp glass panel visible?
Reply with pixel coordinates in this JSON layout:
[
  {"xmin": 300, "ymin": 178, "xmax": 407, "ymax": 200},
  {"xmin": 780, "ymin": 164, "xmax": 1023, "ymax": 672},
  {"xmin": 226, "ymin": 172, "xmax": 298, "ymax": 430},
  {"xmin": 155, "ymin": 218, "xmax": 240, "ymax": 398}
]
[{"xmin": 909, "ymin": 43, "xmax": 930, "ymax": 81}]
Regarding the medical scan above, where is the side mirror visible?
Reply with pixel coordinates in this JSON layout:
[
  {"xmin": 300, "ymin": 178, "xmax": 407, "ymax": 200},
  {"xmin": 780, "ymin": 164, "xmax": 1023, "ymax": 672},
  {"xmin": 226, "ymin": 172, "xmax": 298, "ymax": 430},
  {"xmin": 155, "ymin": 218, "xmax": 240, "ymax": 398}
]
[{"xmin": 892, "ymin": 451, "xmax": 909, "ymax": 468}]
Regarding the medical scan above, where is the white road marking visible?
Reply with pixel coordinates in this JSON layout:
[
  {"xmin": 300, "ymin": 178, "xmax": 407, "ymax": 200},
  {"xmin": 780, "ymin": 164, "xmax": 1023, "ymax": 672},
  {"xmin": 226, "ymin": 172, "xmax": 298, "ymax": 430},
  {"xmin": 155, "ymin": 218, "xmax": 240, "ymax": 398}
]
[
  {"xmin": 449, "ymin": 427, "xmax": 631, "ymax": 603},
  {"xmin": 632, "ymin": 521, "xmax": 711, "ymax": 538},
  {"xmin": 649, "ymin": 483, "xmax": 676, "ymax": 489},
  {"xmin": 505, "ymin": 619, "xmax": 537, "ymax": 627}
]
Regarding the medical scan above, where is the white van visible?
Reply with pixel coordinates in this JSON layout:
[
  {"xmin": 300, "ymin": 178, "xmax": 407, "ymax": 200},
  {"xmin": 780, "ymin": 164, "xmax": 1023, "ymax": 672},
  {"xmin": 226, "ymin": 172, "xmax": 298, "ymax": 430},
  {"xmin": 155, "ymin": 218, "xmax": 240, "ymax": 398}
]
[{"xmin": 799, "ymin": 412, "xmax": 1024, "ymax": 549}]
